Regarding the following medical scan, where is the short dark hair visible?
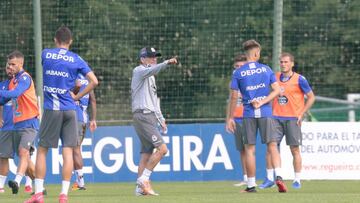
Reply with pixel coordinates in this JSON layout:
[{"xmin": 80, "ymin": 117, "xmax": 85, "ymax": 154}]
[
  {"xmin": 234, "ymin": 54, "xmax": 247, "ymax": 63},
  {"xmin": 242, "ymin": 39, "xmax": 261, "ymax": 52},
  {"xmin": 55, "ymin": 26, "xmax": 72, "ymax": 44},
  {"xmin": 7, "ymin": 50, "xmax": 24, "ymax": 60},
  {"xmin": 280, "ymin": 52, "xmax": 294, "ymax": 62}
]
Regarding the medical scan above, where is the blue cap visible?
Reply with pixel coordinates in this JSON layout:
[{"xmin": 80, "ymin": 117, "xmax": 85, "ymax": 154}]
[{"xmin": 139, "ymin": 47, "xmax": 161, "ymax": 58}]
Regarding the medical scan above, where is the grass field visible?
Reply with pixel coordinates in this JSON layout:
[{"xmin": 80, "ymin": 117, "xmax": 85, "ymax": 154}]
[{"xmin": 1, "ymin": 180, "xmax": 359, "ymax": 203}]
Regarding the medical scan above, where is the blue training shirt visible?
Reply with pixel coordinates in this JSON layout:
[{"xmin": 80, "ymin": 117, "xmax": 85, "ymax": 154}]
[
  {"xmin": 0, "ymin": 80, "xmax": 14, "ymax": 131},
  {"xmin": 75, "ymin": 73, "xmax": 90, "ymax": 123},
  {"xmin": 231, "ymin": 62, "xmax": 277, "ymax": 118},
  {"xmin": 42, "ymin": 48, "xmax": 91, "ymax": 111}
]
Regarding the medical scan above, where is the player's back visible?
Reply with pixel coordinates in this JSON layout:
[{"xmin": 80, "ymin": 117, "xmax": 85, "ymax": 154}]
[
  {"xmin": 232, "ymin": 62, "xmax": 276, "ymax": 118},
  {"xmin": 42, "ymin": 48, "xmax": 90, "ymax": 111}
]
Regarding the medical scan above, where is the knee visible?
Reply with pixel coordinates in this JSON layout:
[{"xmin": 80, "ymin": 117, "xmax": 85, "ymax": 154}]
[
  {"xmin": 267, "ymin": 143, "xmax": 275, "ymax": 151},
  {"xmin": 245, "ymin": 145, "xmax": 255, "ymax": 155},
  {"xmin": 18, "ymin": 148, "xmax": 30, "ymax": 158},
  {"xmin": 267, "ymin": 143, "xmax": 279, "ymax": 154},
  {"xmin": 158, "ymin": 144, "xmax": 168, "ymax": 156},
  {"xmin": 290, "ymin": 146, "xmax": 300, "ymax": 156},
  {"xmin": 62, "ymin": 148, "xmax": 74, "ymax": 162},
  {"xmin": 63, "ymin": 155, "xmax": 74, "ymax": 165},
  {"xmin": 0, "ymin": 158, "xmax": 9, "ymax": 165}
]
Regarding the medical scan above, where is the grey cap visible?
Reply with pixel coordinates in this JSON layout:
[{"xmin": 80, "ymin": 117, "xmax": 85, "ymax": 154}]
[{"xmin": 139, "ymin": 47, "xmax": 161, "ymax": 58}]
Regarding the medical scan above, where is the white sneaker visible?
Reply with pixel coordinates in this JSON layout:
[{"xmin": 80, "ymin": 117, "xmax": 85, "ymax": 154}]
[
  {"xmin": 0, "ymin": 188, "xmax": 4, "ymax": 193},
  {"xmin": 147, "ymin": 189, "xmax": 159, "ymax": 196},
  {"xmin": 233, "ymin": 181, "xmax": 247, "ymax": 187},
  {"xmin": 135, "ymin": 184, "xmax": 146, "ymax": 196},
  {"xmin": 136, "ymin": 179, "xmax": 159, "ymax": 196}
]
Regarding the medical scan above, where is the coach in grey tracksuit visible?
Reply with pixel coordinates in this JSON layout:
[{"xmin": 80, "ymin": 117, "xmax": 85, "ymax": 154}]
[{"xmin": 131, "ymin": 47, "xmax": 177, "ymax": 195}]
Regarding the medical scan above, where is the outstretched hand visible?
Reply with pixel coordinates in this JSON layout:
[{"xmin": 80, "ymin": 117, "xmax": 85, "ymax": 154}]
[{"xmin": 168, "ymin": 56, "xmax": 178, "ymax": 65}]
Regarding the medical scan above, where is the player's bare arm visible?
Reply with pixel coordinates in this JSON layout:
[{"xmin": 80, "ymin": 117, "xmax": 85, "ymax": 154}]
[
  {"xmin": 89, "ymin": 90, "xmax": 97, "ymax": 132},
  {"xmin": 225, "ymin": 88, "xmax": 233, "ymax": 132},
  {"xmin": 73, "ymin": 71, "xmax": 98, "ymax": 101},
  {"xmin": 226, "ymin": 89, "xmax": 238, "ymax": 133},
  {"xmin": 252, "ymin": 82, "xmax": 280, "ymax": 109},
  {"xmin": 72, "ymin": 79, "xmax": 81, "ymax": 95}
]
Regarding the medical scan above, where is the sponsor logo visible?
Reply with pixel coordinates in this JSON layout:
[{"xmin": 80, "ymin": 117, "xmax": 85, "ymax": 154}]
[
  {"xmin": 278, "ymin": 96, "xmax": 288, "ymax": 105},
  {"xmin": 152, "ymin": 135, "xmax": 158, "ymax": 142},
  {"xmin": 59, "ymin": 49, "xmax": 67, "ymax": 55},
  {"xmin": 240, "ymin": 66, "xmax": 267, "ymax": 77},
  {"xmin": 246, "ymin": 83, "xmax": 266, "ymax": 91},
  {"xmin": 46, "ymin": 133, "xmax": 233, "ymax": 175},
  {"xmin": 43, "ymin": 85, "xmax": 67, "ymax": 94},
  {"xmin": 45, "ymin": 70, "xmax": 69, "ymax": 78},
  {"xmin": 46, "ymin": 52, "xmax": 75, "ymax": 62},
  {"xmin": 247, "ymin": 96, "xmax": 266, "ymax": 104},
  {"xmin": 236, "ymin": 97, "xmax": 243, "ymax": 105},
  {"xmin": 78, "ymin": 79, "xmax": 89, "ymax": 85}
]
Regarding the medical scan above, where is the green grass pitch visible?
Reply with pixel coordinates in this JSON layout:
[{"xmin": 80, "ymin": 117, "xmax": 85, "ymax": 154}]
[{"xmin": 1, "ymin": 181, "xmax": 360, "ymax": 203}]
